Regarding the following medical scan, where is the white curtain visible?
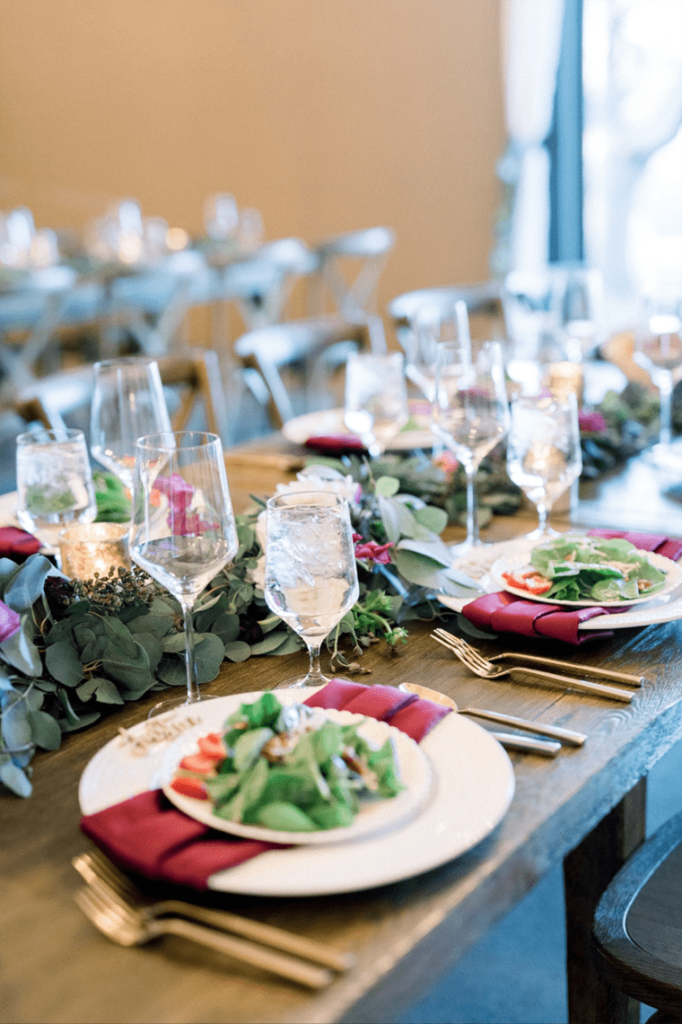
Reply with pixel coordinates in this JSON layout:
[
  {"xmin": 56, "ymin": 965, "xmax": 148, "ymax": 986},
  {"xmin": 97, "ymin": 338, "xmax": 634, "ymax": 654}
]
[{"xmin": 493, "ymin": 0, "xmax": 565, "ymax": 274}]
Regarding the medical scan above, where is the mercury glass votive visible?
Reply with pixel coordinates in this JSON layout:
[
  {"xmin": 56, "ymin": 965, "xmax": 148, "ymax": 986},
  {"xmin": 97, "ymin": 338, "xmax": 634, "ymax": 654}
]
[{"xmin": 59, "ymin": 522, "xmax": 131, "ymax": 580}]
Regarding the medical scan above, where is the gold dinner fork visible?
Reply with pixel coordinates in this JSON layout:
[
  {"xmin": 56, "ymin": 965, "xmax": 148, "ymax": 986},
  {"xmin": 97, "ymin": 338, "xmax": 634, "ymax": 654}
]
[
  {"xmin": 74, "ymin": 884, "xmax": 335, "ymax": 989},
  {"xmin": 431, "ymin": 630, "xmax": 635, "ymax": 702},
  {"xmin": 72, "ymin": 850, "xmax": 353, "ymax": 973}
]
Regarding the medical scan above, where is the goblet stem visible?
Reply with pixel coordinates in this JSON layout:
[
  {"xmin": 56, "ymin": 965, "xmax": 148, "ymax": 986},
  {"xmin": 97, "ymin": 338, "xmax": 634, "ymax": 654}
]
[
  {"xmin": 658, "ymin": 373, "xmax": 673, "ymax": 446},
  {"xmin": 464, "ymin": 462, "xmax": 479, "ymax": 548},
  {"xmin": 536, "ymin": 503, "xmax": 549, "ymax": 536},
  {"xmin": 180, "ymin": 598, "xmax": 201, "ymax": 705},
  {"xmin": 286, "ymin": 640, "xmax": 326, "ymax": 689}
]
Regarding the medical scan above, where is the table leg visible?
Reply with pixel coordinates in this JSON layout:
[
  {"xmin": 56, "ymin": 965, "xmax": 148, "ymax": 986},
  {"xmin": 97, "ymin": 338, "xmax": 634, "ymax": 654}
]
[{"xmin": 563, "ymin": 778, "xmax": 646, "ymax": 1024}]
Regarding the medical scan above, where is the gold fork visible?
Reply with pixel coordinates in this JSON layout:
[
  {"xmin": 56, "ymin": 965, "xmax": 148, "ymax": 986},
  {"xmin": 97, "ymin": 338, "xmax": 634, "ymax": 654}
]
[
  {"xmin": 73, "ymin": 850, "xmax": 354, "ymax": 973},
  {"xmin": 74, "ymin": 883, "xmax": 334, "ymax": 989},
  {"xmin": 431, "ymin": 630, "xmax": 634, "ymax": 702}
]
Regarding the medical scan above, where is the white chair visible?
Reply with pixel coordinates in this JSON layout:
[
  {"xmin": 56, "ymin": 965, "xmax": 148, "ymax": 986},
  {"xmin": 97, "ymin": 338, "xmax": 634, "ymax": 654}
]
[{"xmin": 310, "ymin": 227, "xmax": 395, "ymax": 326}]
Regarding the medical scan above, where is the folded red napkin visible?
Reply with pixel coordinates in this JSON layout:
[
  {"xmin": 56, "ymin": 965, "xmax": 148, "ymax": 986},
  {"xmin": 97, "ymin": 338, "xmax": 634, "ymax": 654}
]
[
  {"xmin": 462, "ymin": 530, "xmax": 681, "ymax": 645},
  {"xmin": 80, "ymin": 680, "xmax": 450, "ymax": 890},
  {"xmin": 303, "ymin": 434, "xmax": 366, "ymax": 455},
  {"xmin": 0, "ymin": 526, "xmax": 41, "ymax": 561}
]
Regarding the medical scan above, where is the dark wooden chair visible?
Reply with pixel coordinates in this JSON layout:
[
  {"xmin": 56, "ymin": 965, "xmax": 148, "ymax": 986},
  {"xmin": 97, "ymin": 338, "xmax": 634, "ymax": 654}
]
[
  {"xmin": 593, "ymin": 808, "xmax": 682, "ymax": 1023},
  {"xmin": 14, "ymin": 350, "xmax": 230, "ymax": 443},
  {"xmin": 233, "ymin": 315, "xmax": 372, "ymax": 428}
]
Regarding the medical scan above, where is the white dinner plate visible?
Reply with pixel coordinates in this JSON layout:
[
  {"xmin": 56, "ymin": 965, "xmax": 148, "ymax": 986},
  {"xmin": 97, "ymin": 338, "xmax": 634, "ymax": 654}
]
[
  {"xmin": 161, "ymin": 707, "xmax": 433, "ymax": 845},
  {"xmin": 438, "ymin": 537, "xmax": 682, "ymax": 631},
  {"xmin": 489, "ymin": 549, "xmax": 682, "ymax": 608},
  {"xmin": 79, "ymin": 688, "xmax": 514, "ymax": 896},
  {"xmin": 281, "ymin": 406, "xmax": 435, "ymax": 451}
]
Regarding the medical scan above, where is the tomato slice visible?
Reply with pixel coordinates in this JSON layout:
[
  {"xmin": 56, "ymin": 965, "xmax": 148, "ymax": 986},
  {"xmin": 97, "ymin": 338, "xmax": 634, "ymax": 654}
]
[
  {"xmin": 179, "ymin": 751, "xmax": 221, "ymax": 774},
  {"xmin": 502, "ymin": 570, "xmax": 552, "ymax": 595},
  {"xmin": 197, "ymin": 733, "xmax": 226, "ymax": 760},
  {"xmin": 169, "ymin": 775, "xmax": 209, "ymax": 800}
]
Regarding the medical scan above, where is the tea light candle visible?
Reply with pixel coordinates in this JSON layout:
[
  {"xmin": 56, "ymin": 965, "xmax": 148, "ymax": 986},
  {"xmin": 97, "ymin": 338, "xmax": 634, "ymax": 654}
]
[
  {"xmin": 59, "ymin": 522, "xmax": 131, "ymax": 580},
  {"xmin": 548, "ymin": 361, "xmax": 584, "ymax": 404}
]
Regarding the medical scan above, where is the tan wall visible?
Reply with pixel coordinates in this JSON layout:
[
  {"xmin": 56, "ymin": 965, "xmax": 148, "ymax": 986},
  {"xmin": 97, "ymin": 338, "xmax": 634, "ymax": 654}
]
[{"xmin": 0, "ymin": 0, "xmax": 505, "ymax": 338}]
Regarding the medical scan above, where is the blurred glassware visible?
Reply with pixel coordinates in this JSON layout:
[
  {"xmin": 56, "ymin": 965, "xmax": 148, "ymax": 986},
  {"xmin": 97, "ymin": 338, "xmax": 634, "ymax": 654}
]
[
  {"xmin": 90, "ymin": 357, "xmax": 173, "ymax": 491},
  {"xmin": 633, "ymin": 293, "xmax": 682, "ymax": 461},
  {"xmin": 506, "ymin": 392, "xmax": 582, "ymax": 541},
  {"xmin": 431, "ymin": 340, "xmax": 510, "ymax": 552},
  {"xmin": 343, "ymin": 351, "xmax": 409, "ymax": 456},
  {"xmin": 503, "ymin": 267, "xmax": 569, "ymax": 393},
  {"xmin": 0, "ymin": 207, "xmax": 61, "ymax": 270},
  {"xmin": 204, "ymin": 193, "xmax": 240, "ymax": 242},
  {"xmin": 264, "ymin": 491, "xmax": 359, "ymax": 688},
  {"xmin": 555, "ymin": 265, "xmax": 605, "ymax": 363},
  {"xmin": 237, "ymin": 207, "xmax": 265, "ymax": 251},
  {"xmin": 16, "ymin": 427, "xmax": 97, "ymax": 559},
  {"xmin": 406, "ymin": 300, "xmax": 471, "ymax": 401},
  {"xmin": 130, "ymin": 431, "xmax": 238, "ymax": 715},
  {"xmin": 84, "ymin": 199, "xmax": 170, "ymax": 266}
]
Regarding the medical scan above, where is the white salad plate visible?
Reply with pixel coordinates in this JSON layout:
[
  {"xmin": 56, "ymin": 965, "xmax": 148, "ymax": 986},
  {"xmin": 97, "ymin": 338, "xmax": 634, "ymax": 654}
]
[
  {"xmin": 489, "ymin": 549, "xmax": 682, "ymax": 608},
  {"xmin": 439, "ymin": 537, "xmax": 682, "ymax": 631},
  {"xmin": 281, "ymin": 407, "xmax": 435, "ymax": 451},
  {"xmin": 79, "ymin": 688, "xmax": 515, "ymax": 897},
  {"xmin": 161, "ymin": 707, "xmax": 433, "ymax": 846}
]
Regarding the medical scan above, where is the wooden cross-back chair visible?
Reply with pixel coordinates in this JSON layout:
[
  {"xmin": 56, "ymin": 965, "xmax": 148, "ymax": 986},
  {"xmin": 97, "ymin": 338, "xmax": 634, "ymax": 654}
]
[
  {"xmin": 310, "ymin": 227, "xmax": 396, "ymax": 322},
  {"xmin": 233, "ymin": 315, "xmax": 373, "ymax": 429},
  {"xmin": 13, "ymin": 350, "xmax": 230, "ymax": 443},
  {"xmin": 388, "ymin": 281, "xmax": 507, "ymax": 351}
]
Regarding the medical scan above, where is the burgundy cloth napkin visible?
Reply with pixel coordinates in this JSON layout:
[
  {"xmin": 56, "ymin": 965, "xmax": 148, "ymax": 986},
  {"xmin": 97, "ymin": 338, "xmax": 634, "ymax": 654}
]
[
  {"xmin": 0, "ymin": 526, "xmax": 41, "ymax": 561},
  {"xmin": 462, "ymin": 530, "xmax": 681, "ymax": 645},
  {"xmin": 303, "ymin": 434, "xmax": 366, "ymax": 455},
  {"xmin": 79, "ymin": 679, "xmax": 450, "ymax": 890}
]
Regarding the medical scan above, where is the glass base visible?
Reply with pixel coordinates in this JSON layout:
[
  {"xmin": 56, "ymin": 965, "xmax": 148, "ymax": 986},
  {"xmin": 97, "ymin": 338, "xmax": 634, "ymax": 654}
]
[
  {"xmin": 520, "ymin": 524, "xmax": 563, "ymax": 544},
  {"xmin": 147, "ymin": 693, "xmax": 206, "ymax": 718},
  {"xmin": 644, "ymin": 440, "xmax": 682, "ymax": 474},
  {"xmin": 274, "ymin": 672, "xmax": 330, "ymax": 690}
]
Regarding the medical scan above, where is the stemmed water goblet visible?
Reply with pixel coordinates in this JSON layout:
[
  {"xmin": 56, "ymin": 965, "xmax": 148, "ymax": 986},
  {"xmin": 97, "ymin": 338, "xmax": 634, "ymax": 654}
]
[
  {"xmin": 431, "ymin": 340, "xmax": 510, "ymax": 553},
  {"xmin": 343, "ymin": 351, "xmax": 409, "ymax": 456},
  {"xmin": 506, "ymin": 392, "xmax": 582, "ymax": 542},
  {"xmin": 90, "ymin": 357, "xmax": 172, "ymax": 491},
  {"xmin": 633, "ymin": 294, "xmax": 682, "ymax": 467},
  {"xmin": 263, "ymin": 491, "xmax": 359, "ymax": 688},
  {"xmin": 16, "ymin": 428, "xmax": 97, "ymax": 563},
  {"xmin": 129, "ymin": 431, "xmax": 238, "ymax": 715},
  {"xmin": 407, "ymin": 300, "xmax": 471, "ymax": 401}
]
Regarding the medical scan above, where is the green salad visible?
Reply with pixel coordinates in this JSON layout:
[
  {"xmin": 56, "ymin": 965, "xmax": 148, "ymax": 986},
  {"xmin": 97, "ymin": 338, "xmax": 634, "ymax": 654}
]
[
  {"xmin": 524, "ymin": 535, "xmax": 668, "ymax": 603},
  {"xmin": 174, "ymin": 693, "xmax": 405, "ymax": 833}
]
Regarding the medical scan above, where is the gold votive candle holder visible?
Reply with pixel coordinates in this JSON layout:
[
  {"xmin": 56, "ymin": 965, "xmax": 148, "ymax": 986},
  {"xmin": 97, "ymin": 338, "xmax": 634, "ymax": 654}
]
[
  {"xmin": 59, "ymin": 522, "xmax": 131, "ymax": 580},
  {"xmin": 547, "ymin": 361, "xmax": 584, "ymax": 404}
]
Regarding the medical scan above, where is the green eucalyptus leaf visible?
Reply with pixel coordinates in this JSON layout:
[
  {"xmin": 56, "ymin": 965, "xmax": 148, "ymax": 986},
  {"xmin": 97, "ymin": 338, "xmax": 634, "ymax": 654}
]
[
  {"xmin": 194, "ymin": 633, "xmax": 227, "ymax": 678},
  {"xmin": 132, "ymin": 632, "xmax": 163, "ymax": 675},
  {"xmin": 267, "ymin": 633, "xmax": 304, "ymax": 656},
  {"xmin": 27, "ymin": 709, "xmax": 62, "ymax": 750},
  {"xmin": 222, "ymin": 640, "xmax": 252, "ymax": 663},
  {"xmin": 396, "ymin": 538, "xmax": 452, "ymax": 567},
  {"xmin": 101, "ymin": 639, "xmax": 152, "ymax": 692},
  {"xmin": 210, "ymin": 613, "xmax": 240, "ymax": 645},
  {"xmin": 59, "ymin": 710, "xmax": 101, "ymax": 733},
  {"xmin": 375, "ymin": 475, "xmax": 401, "ymax": 497},
  {"xmin": 2, "ymin": 555, "xmax": 56, "ymax": 612},
  {"xmin": 248, "ymin": 630, "xmax": 293, "ymax": 656},
  {"xmin": 45, "ymin": 640, "xmax": 85, "ymax": 687},
  {"xmin": 413, "ymin": 505, "xmax": 448, "ymax": 535},
  {"xmin": 391, "ymin": 548, "xmax": 450, "ymax": 589},
  {"xmin": 161, "ymin": 634, "xmax": 188, "ymax": 654},
  {"xmin": 76, "ymin": 678, "xmax": 99, "ymax": 701},
  {"xmin": 0, "ymin": 615, "xmax": 42, "ymax": 676},
  {"xmin": 0, "ymin": 759, "xmax": 32, "ymax": 797},
  {"xmin": 93, "ymin": 677, "xmax": 125, "ymax": 704},
  {"xmin": 155, "ymin": 657, "xmax": 189, "ymax": 686},
  {"xmin": 98, "ymin": 615, "xmax": 139, "ymax": 659},
  {"xmin": 1, "ymin": 698, "xmax": 33, "ymax": 749},
  {"xmin": 126, "ymin": 612, "xmax": 174, "ymax": 639}
]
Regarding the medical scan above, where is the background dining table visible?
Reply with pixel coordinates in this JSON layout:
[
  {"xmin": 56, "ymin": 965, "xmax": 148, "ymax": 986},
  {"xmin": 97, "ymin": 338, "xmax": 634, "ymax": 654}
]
[{"xmin": 2, "ymin": 436, "xmax": 682, "ymax": 1024}]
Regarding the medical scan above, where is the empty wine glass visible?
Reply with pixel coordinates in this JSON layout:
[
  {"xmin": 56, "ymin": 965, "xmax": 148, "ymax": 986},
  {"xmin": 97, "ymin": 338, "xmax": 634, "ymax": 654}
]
[
  {"xmin": 406, "ymin": 300, "xmax": 471, "ymax": 401},
  {"xmin": 343, "ymin": 351, "xmax": 409, "ymax": 456},
  {"xmin": 555, "ymin": 266, "xmax": 604, "ymax": 363},
  {"xmin": 633, "ymin": 294, "xmax": 682, "ymax": 462},
  {"xmin": 264, "ymin": 491, "xmax": 360, "ymax": 688},
  {"xmin": 16, "ymin": 428, "xmax": 97, "ymax": 561},
  {"xmin": 431, "ymin": 340, "xmax": 510, "ymax": 552},
  {"xmin": 90, "ymin": 357, "xmax": 172, "ymax": 491},
  {"xmin": 129, "ymin": 431, "xmax": 238, "ymax": 715},
  {"xmin": 506, "ymin": 392, "xmax": 583, "ymax": 541}
]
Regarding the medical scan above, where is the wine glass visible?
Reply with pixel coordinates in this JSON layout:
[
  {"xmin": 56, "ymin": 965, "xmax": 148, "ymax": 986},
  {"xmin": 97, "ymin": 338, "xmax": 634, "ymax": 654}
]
[
  {"xmin": 633, "ymin": 294, "xmax": 682, "ymax": 463},
  {"xmin": 16, "ymin": 428, "xmax": 97, "ymax": 561},
  {"xmin": 431, "ymin": 340, "xmax": 510, "ymax": 552},
  {"xmin": 555, "ymin": 265, "xmax": 604, "ymax": 363},
  {"xmin": 506, "ymin": 392, "xmax": 583, "ymax": 541},
  {"xmin": 129, "ymin": 431, "xmax": 238, "ymax": 715},
  {"xmin": 407, "ymin": 300, "xmax": 471, "ymax": 400},
  {"xmin": 343, "ymin": 351, "xmax": 409, "ymax": 456},
  {"xmin": 263, "ymin": 491, "xmax": 360, "ymax": 688},
  {"xmin": 90, "ymin": 357, "xmax": 172, "ymax": 490}
]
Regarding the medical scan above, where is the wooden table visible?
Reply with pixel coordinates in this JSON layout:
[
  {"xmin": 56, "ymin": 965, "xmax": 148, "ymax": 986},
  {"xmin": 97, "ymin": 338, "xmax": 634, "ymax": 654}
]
[{"xmin": 2, "ymin": 442, "xmax": 682, "ymax": 1024}]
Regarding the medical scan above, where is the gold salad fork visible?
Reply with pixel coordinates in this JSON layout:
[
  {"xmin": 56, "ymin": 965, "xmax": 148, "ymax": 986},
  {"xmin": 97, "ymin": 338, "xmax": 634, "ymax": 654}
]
[
  {"xmin": 73, "ymin": 882, "xmax": 335, "ymax": 989},
  {"xmin": 73, "ymin": 850, "xmax": 353, "ymax": 973},
  {"xmin": 431, "ymin": 630, "xmax": 635, "ymax": 702}
]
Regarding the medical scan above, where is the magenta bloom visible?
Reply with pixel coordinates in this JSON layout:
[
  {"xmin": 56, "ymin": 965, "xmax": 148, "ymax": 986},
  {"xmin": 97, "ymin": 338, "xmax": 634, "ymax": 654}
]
[
  {"xmin": 353, "ymin": 533, "xmax": 394, "ymax": 564},
  {"xmin": 155, "ymin": 473, "xmax": 193, "ymax": 509},
  {"xmin": 155, "ymin": 474, "xmax": 218, "ymax": 536},
  {"xmin": 579, "ymin": 411, "xmax": 608, "ymax": 433},
  {"xmin": 0, "ymin": 600, "xmax": 21, "ymax": 643}
]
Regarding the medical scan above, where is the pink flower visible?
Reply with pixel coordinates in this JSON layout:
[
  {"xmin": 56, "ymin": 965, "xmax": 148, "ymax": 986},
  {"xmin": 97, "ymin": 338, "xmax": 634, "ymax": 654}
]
[
  {"xmin": 433, "ymin": 450, "xmax": 459, "ymax": 475},
  {"xmin": 0, "ymin": 599, "xmax": 21, "ymax": 643},
  {"xmin": 155, "ymin": 473, "xmax": 193, "ymax": 509},
  {"xmin": 353, "ymin": 534, "xmax": 394, "ymax": 564},
  {"xmin": 579, "ymin": 411, "xmax": 608, "ymax": 433},
  {"xmin": 155, "ymin": 474, "xmax": 218, "ymax": 536}
]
